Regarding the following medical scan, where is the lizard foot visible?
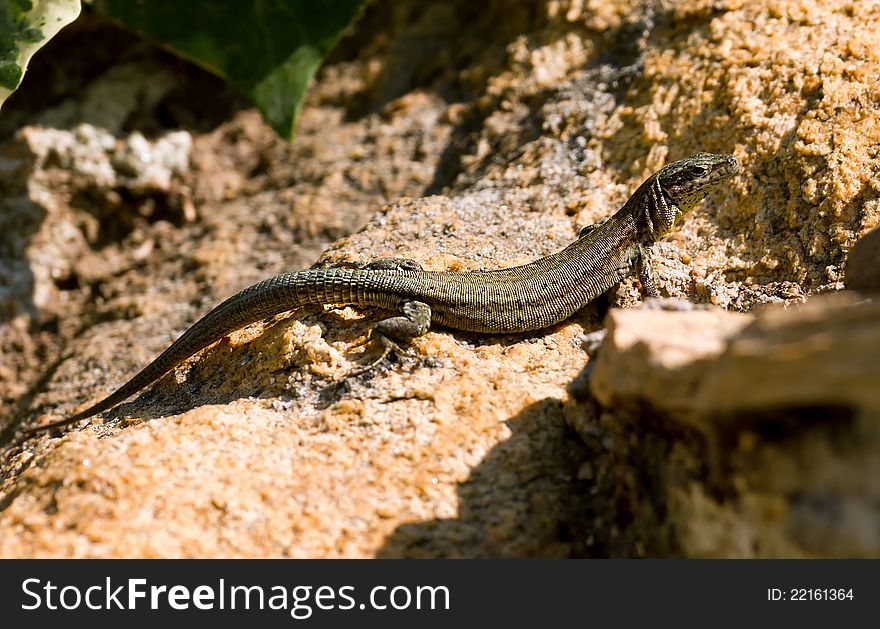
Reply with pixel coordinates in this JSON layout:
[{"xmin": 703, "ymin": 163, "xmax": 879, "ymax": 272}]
[{"xmin": 347, "ymin": 331, "xmax": 400, "ymax": 376}]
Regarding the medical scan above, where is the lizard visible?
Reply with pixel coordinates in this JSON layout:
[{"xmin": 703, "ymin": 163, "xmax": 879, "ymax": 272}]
[{"xmin": 23, "ymin": 152, "xmax": 739, "ymax": 433}]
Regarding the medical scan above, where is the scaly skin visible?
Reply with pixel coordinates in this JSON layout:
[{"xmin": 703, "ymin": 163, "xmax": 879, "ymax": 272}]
[{"xmin": 24, "ymin": 152, "xmax": 739, "ymax": 433}]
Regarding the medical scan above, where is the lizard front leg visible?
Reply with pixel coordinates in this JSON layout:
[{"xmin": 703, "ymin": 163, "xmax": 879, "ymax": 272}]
[{"xmin": 637, "ymin": 244, "xmax": 659, "ymax": 299}]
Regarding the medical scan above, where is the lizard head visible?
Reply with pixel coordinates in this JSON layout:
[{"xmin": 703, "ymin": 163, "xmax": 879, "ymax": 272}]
[{"xmin": 653, "ymin": 152, "xmax": 739, "ymax": 234}]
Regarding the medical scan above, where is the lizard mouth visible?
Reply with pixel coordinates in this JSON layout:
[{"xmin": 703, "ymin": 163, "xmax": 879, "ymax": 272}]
[
  {"xmin": 676, "ymin": 154, "xmax": 740, "ymax": 210},
  {"xmin": 696, "ymin": 155, "xmax": 740, "ymax": 192}
]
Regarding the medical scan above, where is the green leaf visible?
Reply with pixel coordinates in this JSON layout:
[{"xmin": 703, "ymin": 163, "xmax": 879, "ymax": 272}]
[
  {"xmin": 95, "ymin": 0, "xmax": 367, "ymax": 140},
  {"xmin": 0, "ymin": 0, "xmax": 81, "ymax": 109}
]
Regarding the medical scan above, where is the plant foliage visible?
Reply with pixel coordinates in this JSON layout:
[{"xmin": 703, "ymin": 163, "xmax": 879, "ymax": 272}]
[
  {"xmin": 0, "ymin": 0, "xmax": 81, "ymax": 109},
  {"xmin": 96, "ymin": 0, "xmax": 367, "ymax": 139}
]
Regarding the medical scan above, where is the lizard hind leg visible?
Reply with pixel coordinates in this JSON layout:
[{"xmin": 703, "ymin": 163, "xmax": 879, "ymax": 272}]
[
  {"xmin": 360, "ymin": 258, "xmax": 424, "ymax": 272},
  {"xmin": 316, "ymin": 257, "xmax": 425, "ymax": 272},
  {"xmin": 348, "ymin": 300, "xmax": 432, "ymax": 376}
]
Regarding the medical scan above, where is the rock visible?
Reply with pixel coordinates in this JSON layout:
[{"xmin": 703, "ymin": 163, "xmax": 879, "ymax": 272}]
[
  {"xmin": 585, "ymin": 293, "xmax": 880, "ymax": 557},
  {"xmin": 590, "ymin": 294, "xmax": 880, "ymax": 423},
  {"xmin": 0, "ymin": 122, "xmax": 195, "ymax": 428},
  {"xmin": 697, "ymin": 295, "xmax": 880, "ymax": 418},
  {"xmin": 589, "ymin": 307, "xmax": 751, "ymax": 417},
  {"xmin": 845, "ymin": 225, "xmax": 880, "ymax": 292}
]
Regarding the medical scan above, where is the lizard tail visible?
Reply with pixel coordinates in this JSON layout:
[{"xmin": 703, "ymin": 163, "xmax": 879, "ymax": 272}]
[{"xmin": 22, "ymin": 270, "xmax": 353, "ymax": 433}]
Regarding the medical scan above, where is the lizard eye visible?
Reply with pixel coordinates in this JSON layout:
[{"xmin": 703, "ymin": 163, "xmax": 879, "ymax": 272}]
[{"xmin": 691, "ymin": 165, "xmax": 708, "ymax": 176}]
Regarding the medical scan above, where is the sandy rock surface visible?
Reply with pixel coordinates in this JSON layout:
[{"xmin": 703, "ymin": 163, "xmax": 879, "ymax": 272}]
[
  {"xmin": 582, "ymin": 294, "xmax": 880, "ymax": 556},
  {"xmin": 1, "ymin": 0, "xmax": 879, "ymax": 557}
]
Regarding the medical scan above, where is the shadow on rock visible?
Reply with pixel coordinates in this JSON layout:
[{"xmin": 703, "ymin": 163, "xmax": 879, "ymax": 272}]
[{"xmin": 377, "ymin": 397, "xmax": 596, "ymax": 558}]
